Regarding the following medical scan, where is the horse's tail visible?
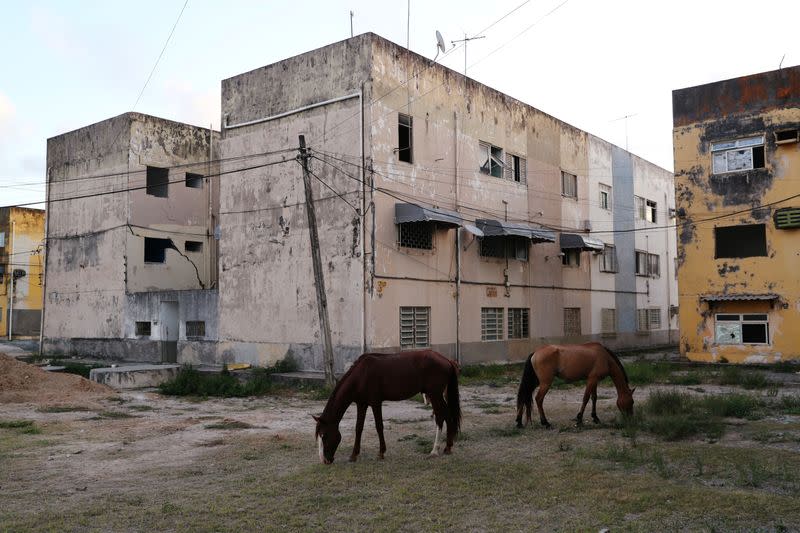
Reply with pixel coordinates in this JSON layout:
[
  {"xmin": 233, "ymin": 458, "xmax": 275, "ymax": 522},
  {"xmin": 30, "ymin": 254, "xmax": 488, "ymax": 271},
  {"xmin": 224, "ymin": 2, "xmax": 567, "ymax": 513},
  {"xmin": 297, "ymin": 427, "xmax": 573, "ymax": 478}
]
[
  {"xmin": 446, "ymin": 363, "xmax": 462, "ymax": 435},
  {"xmin": 516, "ymin": 354, "xmax": 539, "ymax": 428}
]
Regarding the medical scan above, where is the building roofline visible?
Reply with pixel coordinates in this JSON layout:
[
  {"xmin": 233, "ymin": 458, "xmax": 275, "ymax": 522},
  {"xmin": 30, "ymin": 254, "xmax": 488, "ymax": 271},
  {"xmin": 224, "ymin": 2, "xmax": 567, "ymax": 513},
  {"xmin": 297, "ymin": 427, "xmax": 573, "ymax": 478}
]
[{"xmin": 48, "ymin": 111, "xmax": 219, "ymax": 142}]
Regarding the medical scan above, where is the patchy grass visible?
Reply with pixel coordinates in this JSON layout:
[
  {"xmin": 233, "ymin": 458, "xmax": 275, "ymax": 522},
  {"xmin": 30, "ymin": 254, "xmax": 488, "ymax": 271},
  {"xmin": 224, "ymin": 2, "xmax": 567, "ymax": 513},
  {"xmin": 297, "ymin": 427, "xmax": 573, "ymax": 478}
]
[
  {"xmin": 204, "ymin": 420, "xmax": 253, "ymax": 430},
  {"xmin": 460, "ymin": 362, "xmax": 523, "ymax": 387},
  {"xmin": 36, "ymin": 405, "xmax": 91, "ymax": 413},
  {"xmin": 0, "ymin": 420, "xmax": 42, "ymax": 435}
]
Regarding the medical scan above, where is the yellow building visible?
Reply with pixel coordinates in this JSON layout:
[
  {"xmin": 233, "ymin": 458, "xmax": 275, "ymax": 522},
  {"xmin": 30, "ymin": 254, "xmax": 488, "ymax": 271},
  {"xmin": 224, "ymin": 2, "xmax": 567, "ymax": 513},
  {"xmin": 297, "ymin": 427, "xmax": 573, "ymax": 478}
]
[
  {"xmin": 673, "ymin": 66, "xmax": 800, "ymax": 363},
  {"xmin": 0, "ymin": 207, "xmax": 45, "ymax": 338}
]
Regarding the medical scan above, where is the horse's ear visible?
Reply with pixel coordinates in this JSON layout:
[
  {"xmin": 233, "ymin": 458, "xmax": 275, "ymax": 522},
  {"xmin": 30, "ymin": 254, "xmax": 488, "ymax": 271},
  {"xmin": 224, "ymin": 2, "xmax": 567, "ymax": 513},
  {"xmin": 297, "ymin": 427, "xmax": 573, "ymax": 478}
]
[
  {"xmin": 311, "ymin": 414, "xmax": 321, "ymax": 423},
  {"xmin": 630, "ymin": 387, "xmax": 637, "ymax": 394}
]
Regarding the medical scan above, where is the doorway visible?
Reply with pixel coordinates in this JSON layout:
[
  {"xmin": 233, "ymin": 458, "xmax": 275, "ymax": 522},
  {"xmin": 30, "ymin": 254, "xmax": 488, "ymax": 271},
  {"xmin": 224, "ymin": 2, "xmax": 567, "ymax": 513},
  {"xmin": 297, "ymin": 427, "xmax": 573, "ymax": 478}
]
[{"xmin": 160, "ymin": 301, "xmax": 179, "ymax": 363}]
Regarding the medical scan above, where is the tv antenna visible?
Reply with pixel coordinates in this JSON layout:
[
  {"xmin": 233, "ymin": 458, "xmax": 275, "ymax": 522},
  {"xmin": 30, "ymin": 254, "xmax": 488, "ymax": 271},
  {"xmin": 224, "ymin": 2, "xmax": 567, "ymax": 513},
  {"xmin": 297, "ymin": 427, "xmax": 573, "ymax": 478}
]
[
  {"xmin": 350, "ymin": 10, "xmax": 354, "ymax": 38},
  {"xmin": 452, "ymin": 33, "xmax": 485, "ymax": 78},
  {"xmin": 433, "ymin": 30, "xmax": 446, "ymax": 62},
  {"xmin": 611, "ymin": 113, "xmax": 638, "ymax": 151}
]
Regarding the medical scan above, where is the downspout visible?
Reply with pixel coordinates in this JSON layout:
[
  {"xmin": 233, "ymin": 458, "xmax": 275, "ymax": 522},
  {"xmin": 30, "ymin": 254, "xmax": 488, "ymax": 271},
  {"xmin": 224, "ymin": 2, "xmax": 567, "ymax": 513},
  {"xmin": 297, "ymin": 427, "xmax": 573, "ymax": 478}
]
[
  {"xmin": 39, "ymin": 168, "xmax": 51, "ymax": 355},
  {"xmin": 8, "ymin": 220, "xmax": 15, "ymax": 340},
  {"xmin": 664, "ymin": 191, "xmax": 671, "ymax": 344}
]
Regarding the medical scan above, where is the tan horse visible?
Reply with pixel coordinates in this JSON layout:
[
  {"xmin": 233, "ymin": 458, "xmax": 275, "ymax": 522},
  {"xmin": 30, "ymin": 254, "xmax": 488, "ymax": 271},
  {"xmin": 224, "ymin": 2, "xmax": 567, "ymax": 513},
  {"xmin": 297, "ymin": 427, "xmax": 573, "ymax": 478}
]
[{"xmin": 516, "ymin": 342, "xmax": 635, "ymax": 428}]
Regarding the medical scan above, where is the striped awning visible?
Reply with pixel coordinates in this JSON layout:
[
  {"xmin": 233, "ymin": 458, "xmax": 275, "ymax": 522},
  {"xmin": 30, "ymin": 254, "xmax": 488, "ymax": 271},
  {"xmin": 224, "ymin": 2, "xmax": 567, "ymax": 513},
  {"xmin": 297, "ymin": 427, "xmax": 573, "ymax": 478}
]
[{"xmin": 700, "ymin": 293, "xmax": 780, "ymax": 302}]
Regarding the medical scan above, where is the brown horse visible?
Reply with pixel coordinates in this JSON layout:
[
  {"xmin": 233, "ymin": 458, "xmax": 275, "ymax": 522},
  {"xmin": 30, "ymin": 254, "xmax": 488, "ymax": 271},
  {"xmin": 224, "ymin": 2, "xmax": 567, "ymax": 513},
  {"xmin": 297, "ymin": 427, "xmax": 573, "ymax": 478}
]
[
  {"xmin": 516, "ymin": 342, "xmax": 635, "ymax": 428},
  {"xmin": 313, "ymin": 350, "xmax": 461, "ymax": 464}
]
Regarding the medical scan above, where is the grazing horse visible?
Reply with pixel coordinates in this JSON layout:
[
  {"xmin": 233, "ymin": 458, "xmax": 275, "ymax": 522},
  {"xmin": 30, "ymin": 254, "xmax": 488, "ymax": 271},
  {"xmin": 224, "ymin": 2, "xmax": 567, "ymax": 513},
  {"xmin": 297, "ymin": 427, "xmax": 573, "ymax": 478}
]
[
  {"xmin": 313, "ymin": 350, "xmax": 461, "ymax": 464},
  {"xmin": 516, "ymin": 342, "xmax": 635, "ymax": 429}
]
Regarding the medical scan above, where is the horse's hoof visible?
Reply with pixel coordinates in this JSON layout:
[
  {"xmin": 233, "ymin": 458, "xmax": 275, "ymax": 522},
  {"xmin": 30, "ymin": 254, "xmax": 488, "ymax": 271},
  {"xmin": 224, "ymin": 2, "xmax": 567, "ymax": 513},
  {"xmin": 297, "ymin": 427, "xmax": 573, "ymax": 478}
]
[
  {"xmin": 592, "ymin": 417, "xmax": 601, "ymax": 424},
  {"xmin": 574, "ymin": 418, "xmax": 583, "ymax": 427},
  {"xmin": 443, "ymin": 448, "xmax": 452, "ymax": 455},
  {"xmin": 349, "ymin": 455, "xmax": 358, "ymax": 463},
  {"xmin": 377, "ymin": 453, "xmax": 385, "ymax": 461},
  {"xmin": 427, "ymin": 452, "xmax": 439, "ymax": 459},
  {"xmin": 516, "ymin": 422, "xmax": 523, "ymax": 429},
  {"xmin": 542, "ymin": 423, "xmax": 552, "ymax": 430}
]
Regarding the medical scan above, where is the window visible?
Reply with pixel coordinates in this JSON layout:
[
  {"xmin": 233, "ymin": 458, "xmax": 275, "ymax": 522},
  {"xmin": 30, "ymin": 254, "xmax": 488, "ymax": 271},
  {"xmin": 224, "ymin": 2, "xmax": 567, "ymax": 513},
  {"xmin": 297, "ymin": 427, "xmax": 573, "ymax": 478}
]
[
  {"xmin": 715, "ymin": 224, "xmax": 767, "ymax": 259},
  {"xmin": 646, "ymin": 200, "xmax": 657, "ymax": 223},
  {"xmin": 508, "ymin": 308, "xmax": 529, "ymax": 339},
  {"xmin": 399, "ymin": 222, "xmax": 434, "ymax": 250},
  {"xmin": 479, "ymin": 142, "xmax": 504, "ymax": 178},
  {"xmin": 135, "ymin": 321, "xmax": 152, "ymax": 336},
  {"xmin": 562, "ymin": 249, "xmax": 580, "ymax": 267},
  {"xmin": 635, "ymin": 251, "xmax": 648, "ymax": 276},
  {"xmin": 0, "ymin": 231, "xmax": 5, "ymax": 248},
  {"xmin": 144, "ymin": 237, "xmax": 171, "ymax": 263},
  {"xmin": 398, "ymin": 114, "xmax": 413, "ymax": 163},
  {"xmin": 146, "ymin": 166, "xmax": 169, "ymax": 198},
  {"xmin": 600, "ymin": 245, "xmax": 618, "ymax": 273},
  {"xmin": 647, "ymin": 253, "xmax": 660, "ymax": 278},
  {"xmin": 715, "ymin": 314, "xmax": 769, "ymax": 344},
  {"xmin": 400, "ymin": 307, "xmax": 429, "ymax": 348},
  {"xmin": 711, "ymin": 135, "xmax": 765, "ymax": 174},
  {"xmin": 186, "ymin": 321, "xmax": 206, "ymax": 338},
  {"xmin": 479, "ymin": 238, "xmax": 505, "ymax": 259},
  {"xmin": 185, "ymin": 172, "xmax": 204, "ymax": 189},
  {"xmin": 601, "ymin": 308, "xmax": 616, "ymax": 335},
  {"xmin": 775, "ymin": 129, "xmax": 799, "ymax": 145},
  {"xmin": 599, "ymin": 184, "xmax": 612, "ymax": 211},
  {"xmin": 561, "ymin": 171, "xmax": 577, "ymax": 198},
  {"xmin": 505, "ymin": 154, "xmax": 527, "ymax": 183},
  {"xmin": 648, "ymin": 308, "xmax": 661, "ymax": 330},
  {"xmin": 564, "ymin": 308, "xmax": 581, "ymax": 336},
  {"xmin": 635, "ymin": 196, "xmax": 646, "ymax": 220},
  {"xmin": 481, "ymin": 307, "xmax": 504, "ymax": 341},
  {"xmin": 185, "ymin": 241, "xmax": 203, "ymax": 253},
  {"xmin": 479, "ymin": 237, "xmax": 528, "ymax": 262},
  {"xmin": 510, "ymin": 238, "xmax": 528, "ymax": 262}
]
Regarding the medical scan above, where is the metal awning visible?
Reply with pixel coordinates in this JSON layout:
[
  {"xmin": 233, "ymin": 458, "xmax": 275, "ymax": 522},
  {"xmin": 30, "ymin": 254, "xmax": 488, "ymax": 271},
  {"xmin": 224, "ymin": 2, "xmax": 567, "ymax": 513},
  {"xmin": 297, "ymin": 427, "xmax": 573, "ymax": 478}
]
[
  {"xmin": 700, "ymin": 293, "xmax": 780, "ymax": 302},
  {"xmin": 560, "ymin": 233, "xmax": 605, "ymax": 252},
  {"xmin": 475, "ymin": 219, "xmax": 556, "ymax": 243},
  {"xmin": 394, "ymin": 203, "xmax": 462, "ymax": 228}
]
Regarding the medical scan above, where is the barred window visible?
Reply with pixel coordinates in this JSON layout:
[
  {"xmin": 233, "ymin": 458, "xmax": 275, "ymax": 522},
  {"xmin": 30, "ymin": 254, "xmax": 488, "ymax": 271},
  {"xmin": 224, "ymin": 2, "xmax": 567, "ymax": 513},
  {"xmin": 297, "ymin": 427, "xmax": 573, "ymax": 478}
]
[
  {"xmin": 135, "ymin": 321, "xmax": 152, "ymax": 336},
  {"xmin": 600, "ymin": 245, "xmax": 618, "ymax": 273},
  {"xmin": 648, "ymin": 308, "xmax": 661, "ymax": 330},
  {"xmin": 400, "ymin": 307, "xmax": 430, "ymax": 349},
  {"xmin": 479, "ymin": 238, "xmax": 506, "ymax": 259},
  {"xmin": 561, "ymin": 171, "xmax": 577, "ymax": 198},
  {"xmin": 508, "ymin": 308, "xmax": 529, "ymax": 339},
  {"xmin": 398, "ymin": 222, "xmax": 433, "ymax": 250},
  {"xmin": 637, "ymin": 309, "xmax": 649, "ymax": 332},
  {"xmin": 479, "ymin": 237, "xmax": 528, "ymax": 261},
  {"xmin": 564, "ymin": 308, "xmax": 581, "ymax": 336},
  {"xmin": 186, "ymin": 321, "xmax": 206, "ymax": 338},
  {"xmin": 601, "ymin": 308, "xmax": 616, "ymax": 335},
  {"xmin": 481, "ymin": 308, "xmax": 504, "ymax": 341}
]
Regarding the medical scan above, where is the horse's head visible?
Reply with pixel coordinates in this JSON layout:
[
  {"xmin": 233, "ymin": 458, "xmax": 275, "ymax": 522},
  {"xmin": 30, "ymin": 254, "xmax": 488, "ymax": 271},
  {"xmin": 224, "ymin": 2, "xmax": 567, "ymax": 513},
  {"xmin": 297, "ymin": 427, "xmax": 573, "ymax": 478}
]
[
  {"xmin": 617, "ymin": 386, "xmax": 636, "ymax": 416},
  {"xmin": 312, "ymin": 414, "xmax": 341, "ymax": 464}
]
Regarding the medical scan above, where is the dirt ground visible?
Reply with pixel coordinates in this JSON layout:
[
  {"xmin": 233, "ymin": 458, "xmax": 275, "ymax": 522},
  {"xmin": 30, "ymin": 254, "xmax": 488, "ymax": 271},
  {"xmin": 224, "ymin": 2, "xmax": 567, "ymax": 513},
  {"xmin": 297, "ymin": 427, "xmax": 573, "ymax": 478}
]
[{"xmin": 2, "ymin": 354, "xmax": 800, "ymax": 531}]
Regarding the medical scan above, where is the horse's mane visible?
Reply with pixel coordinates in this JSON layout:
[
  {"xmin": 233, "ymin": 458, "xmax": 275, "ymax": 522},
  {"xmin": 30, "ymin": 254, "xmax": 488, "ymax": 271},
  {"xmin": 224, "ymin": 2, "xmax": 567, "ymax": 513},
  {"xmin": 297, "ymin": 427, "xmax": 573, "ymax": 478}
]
[
  {"xmin": 603, "ymin": 346, "xmax": 629, "ymax": 384},
  {"xmin": 323, "ymin": 353, "xmax": 386, "ymax": 412}
]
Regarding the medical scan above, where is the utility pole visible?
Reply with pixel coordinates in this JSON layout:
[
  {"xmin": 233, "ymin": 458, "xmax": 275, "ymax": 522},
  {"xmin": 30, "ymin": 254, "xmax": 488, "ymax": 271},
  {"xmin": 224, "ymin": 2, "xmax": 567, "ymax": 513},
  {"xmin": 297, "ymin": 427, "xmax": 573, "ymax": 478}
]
[{"xmin": 298, "ymin": 135, "xmax": 336, "ymax": 386}]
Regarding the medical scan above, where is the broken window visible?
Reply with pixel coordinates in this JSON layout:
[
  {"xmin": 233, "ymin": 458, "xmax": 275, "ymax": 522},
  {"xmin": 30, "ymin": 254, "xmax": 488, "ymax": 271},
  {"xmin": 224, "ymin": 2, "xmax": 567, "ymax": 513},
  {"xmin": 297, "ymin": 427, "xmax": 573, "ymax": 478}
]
[
  {"xmin": 185, "ymin": 172, "xmax": 204, "ymax": 189},
  {"xmin": 561, "ymin": 171, "xmax": 577, "ymax": 198},
  {"xmin": 184, "ymin": 241, "xmax": 203, "ymax": 253},
  {"xmin": 715, "ymin": 314, "xmax": 769, "ymax": 344},
  {"xmin": 562, "ymin": 249, "xmax": 580, "ymax": 267},
  {"xmin": 505, "ymin": 153, "xmax": 527, "ymax": 183},
  {"xmin": 146, "ymin": 166, "xmax": 169, "ymax": 198},
  {"xmin": 398, "ymin": 114, "xmax": 413, "ymax": 163},
  {"xmin": 601, "ymin": 308, "xmax": 616, "ymax": 335},
  {"xmin": 599, "ymin": 184, "xmax": 612, "ymax": 210},
  {"xmin": 186, "ymin": 321, "xmax": 206, "ymax": 338},
  {"xmin": 481, "ymin": 307, "xmax": 504, "ymax": 341},
  {"xmin": 711, "ymin": 135, "xmax": 765, "ymax": 174},
  {"xmin": 479, "ymin": 142, "xmax": 504, "ymax": 178},
  {"xmin": 144, "ymin": 237, "xmax": 171, "ymax": 263},
  {"xmin": 398, "ymin": 222, "xmax": 433, "ymax": 250},
  {"xmin": 646, "ymin": 200, "xmax": 657, "ymax": 223},
  {"xmin": 135, "ymin": 321, "xmax": 152, "ymax": 336},
  {"xmin": 563, "ymin": 308, "xmax": 581, "ymax": 336},
  {"xmin": 508, "ymin": 308, "xmax": 529, "ymax": 339},
  {"xmin": 400, "ymin": 306, "xmax": 429, "ymax": 348},
  {"xmin": 714, "ymin": 224, "xmax": 767, "ymax": 259},
  {"xmin": 635, "ymin": 251, "xmax": 648, "ymax": 276},
  {"xmin": 600, "ymin": 245, "xmax": 618, "ymax": 273}
]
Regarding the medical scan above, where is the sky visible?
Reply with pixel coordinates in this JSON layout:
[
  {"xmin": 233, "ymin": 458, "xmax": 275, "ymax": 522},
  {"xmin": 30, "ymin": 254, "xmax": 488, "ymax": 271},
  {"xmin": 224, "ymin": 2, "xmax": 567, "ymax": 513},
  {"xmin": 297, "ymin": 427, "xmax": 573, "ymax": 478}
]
[{"xmin": 1, "ymin": 0, "xmax": 798, "ymax": 208}]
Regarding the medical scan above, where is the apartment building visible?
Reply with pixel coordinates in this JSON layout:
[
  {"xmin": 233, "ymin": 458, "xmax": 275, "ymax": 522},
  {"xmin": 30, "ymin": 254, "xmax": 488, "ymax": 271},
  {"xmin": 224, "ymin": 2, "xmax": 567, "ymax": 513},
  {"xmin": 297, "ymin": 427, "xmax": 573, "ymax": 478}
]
[
  {"xmin": 673, "ymin": 65, "xmax": 800, "ymax": 363},
  {"xmin": 1, "ymin": 207, "xmax": 45, "ymax": 338}
]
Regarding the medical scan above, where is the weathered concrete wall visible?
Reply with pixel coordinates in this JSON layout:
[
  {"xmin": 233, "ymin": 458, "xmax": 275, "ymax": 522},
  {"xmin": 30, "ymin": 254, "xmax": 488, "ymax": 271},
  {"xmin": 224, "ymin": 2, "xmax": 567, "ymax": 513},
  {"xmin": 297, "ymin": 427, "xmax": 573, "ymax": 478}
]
[
  {"xmin": 673, "ymin": 66, "xmax": 800, "ymax": 363},
  {"xmin": 0, "ymin": 207, "xmax": 45, "ymax": 337}
]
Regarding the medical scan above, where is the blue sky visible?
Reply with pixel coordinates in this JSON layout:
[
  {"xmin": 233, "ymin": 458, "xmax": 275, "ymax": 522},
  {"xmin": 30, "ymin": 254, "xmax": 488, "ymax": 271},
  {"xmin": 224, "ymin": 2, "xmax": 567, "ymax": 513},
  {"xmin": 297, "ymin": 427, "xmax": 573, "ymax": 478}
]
[{"xmin": 1, "ymin": 0, "xmax": 798, "ymax": 207}]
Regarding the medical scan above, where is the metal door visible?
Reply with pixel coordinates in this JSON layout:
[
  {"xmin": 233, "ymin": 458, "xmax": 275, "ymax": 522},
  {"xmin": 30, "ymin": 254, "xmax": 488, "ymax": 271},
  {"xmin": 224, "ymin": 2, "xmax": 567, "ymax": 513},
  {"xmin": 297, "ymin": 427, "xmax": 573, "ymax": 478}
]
[{"xmin": 160, "ymin": 301, "xmax": 179, "ymax": 363}]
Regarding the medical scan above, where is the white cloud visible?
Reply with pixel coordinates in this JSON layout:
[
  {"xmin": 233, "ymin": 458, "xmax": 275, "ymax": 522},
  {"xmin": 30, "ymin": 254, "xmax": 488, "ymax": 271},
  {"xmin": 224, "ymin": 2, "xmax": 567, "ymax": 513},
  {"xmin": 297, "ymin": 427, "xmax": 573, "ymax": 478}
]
[
  {"xmin": 0, "ymin": 92, "xmax": 15, "ymax": 141},
  {"xmin": 159, "ymin": 80, "xmax": 221, "ymax": 130}
]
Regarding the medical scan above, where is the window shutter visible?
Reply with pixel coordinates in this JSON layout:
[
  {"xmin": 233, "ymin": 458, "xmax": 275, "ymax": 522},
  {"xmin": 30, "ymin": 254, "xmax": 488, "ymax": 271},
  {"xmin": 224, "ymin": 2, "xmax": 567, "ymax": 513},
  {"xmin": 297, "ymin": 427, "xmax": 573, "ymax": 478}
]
[
  {"xmin": 505, "ymin": 153, "xmax": 513, "ymax": 180},
  {"xmin": 520, "ymin": 157, "xmax": 527, "ymax": 184}
]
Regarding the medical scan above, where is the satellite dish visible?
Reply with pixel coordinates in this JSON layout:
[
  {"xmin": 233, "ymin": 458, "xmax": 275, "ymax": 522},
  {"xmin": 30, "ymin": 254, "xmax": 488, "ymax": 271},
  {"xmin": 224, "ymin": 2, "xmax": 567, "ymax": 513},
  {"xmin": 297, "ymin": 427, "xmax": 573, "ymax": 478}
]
[{"xmin": 433, "ymin": 30, "xmax": 446, "ymax": 62}]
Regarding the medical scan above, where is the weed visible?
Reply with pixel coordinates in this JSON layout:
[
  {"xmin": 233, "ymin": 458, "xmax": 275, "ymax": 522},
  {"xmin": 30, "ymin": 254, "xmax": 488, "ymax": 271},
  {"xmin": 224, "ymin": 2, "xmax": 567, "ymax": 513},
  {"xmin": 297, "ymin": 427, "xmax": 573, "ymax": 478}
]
[
  {"xmin": 161, "ymin": 502, "xmax": 180, "ymax": 514},
  {"xmin": 97, "ymin": 411, "xmax": 137, "ymax": 419},
  {"xmin": 700, "ymin": 394, "xmax": 762, "ymax": 418},
  {"xmin": 693, "ymin": 455, "xmax": 705, "ymax": 477},
  {"xmin": 127, "ymin": 405, "xmax": 155, "ymax": 412},
  {"xmin": 650, "ymin": 451, "xmax": 672, "ymax": 479},
  {"xmin": 460, "ymin": 363, "xmax": 522, "ymax": 386},
  {"xmin": 204, "ymin": 420, "xmax": 253, "ymax": 430},
  {"xmin": 557, "ymin": 441, "xmax": 571, "ymax": 452},
  {"xmin": 37, "ymin": 405, "xmax": 90, "ymax": 413},
  {"xmin": 735, "ymin": 460, "xmax": 769, "ymax": 488},
  {"xmin": 0, "ymin": 420, "xmax": 35, "ymax": 429}
]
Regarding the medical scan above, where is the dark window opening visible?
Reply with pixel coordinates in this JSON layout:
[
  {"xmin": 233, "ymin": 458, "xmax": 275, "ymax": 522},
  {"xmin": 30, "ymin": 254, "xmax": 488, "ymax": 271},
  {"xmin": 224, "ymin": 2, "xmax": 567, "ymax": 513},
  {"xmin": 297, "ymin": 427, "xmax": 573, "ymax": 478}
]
[
  {"xmin": 561, "ymin": 249, "xmax": 580, "ymax": 267},
  {"xmin": 742, "ymin": 323, "xmax": 768, "ymax": 344},
  {"xmin": 186, "ymin": 320, "xmax": 206, "ymax": 338},
  {"xmin": 146, "ymin": 166, "xmax": 169, "ymax": 198},
  {"xmin": 398, "ymin": 114, "xmax": 413, "ymax": 163},
  {"xmin": 185, "ymin": 241, "xmax": 203, "ymax": 253},
  {"xmin": 635, "ymin": 251, "xmax": 648, "ymax": 276},
  {"xmin": 752, "ymin": 145, "xmax": 765, "ymax": 168},
  {"xmin": 135, "ymin": 321, "xmax": 151, "ymax": 336},
  {"xmin": 775, "ymin": 129, "xmax": 799, "ymax": 144},
  {"xmin": 144, "ymin": 237, "xmax": 172, "ymax": 263},
  {"xmin": 479, "ymin": 237, "xmax": 506, "ymax": 258},
  {"xmin": 399, "ymin": 222, "xmax": 433, "ymax": 250},
  {"xmin": 185, "ymin": 172, "xmax": 204, "ymax": 189},
  {"xmin": 480, "ymin": 237, "xmax": 529, "ymax": 261},
  {"xmin": 714, "ymin": 224, "xmax": 767, "ymax": 259}
]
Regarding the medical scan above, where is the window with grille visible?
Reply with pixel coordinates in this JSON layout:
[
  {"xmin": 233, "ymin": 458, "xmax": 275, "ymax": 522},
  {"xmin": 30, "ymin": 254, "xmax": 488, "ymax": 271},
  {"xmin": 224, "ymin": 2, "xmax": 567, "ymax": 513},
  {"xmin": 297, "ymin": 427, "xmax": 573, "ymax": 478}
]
[
  {"xmin": 561, "ymin": 171, "xmax": 577, "ymax": 198},
  {"xmin": 481, "ymin": 307, "xmax": 504, "ymax": 341},
  {"xmin": 637, "ymin": 309, "xmax": 649, "ymax": 332},
  {"xmin": 398, "ymin": 114, "xmax": 413, "ymax": 163},
  {"xmin": 135, "ymin": 321, "xmax": 152, "ymax": 336},
  {"xmin": 400, "ymin": 307, "xmax": 430, "ymax": 349},
  {"xmin": 711, "ymin": 135, "xmax": 765, "ymax": 174},
  {"xmin": 600, "ymin": 245, "xmax": 618, "ymax": 273},
  {"xmin": 186, "ymin": 321, "xmax": 206, "ymax": 338},
  {"xmin": 648, "ymin": 308, "xmax": 661, "ymax": 330},
  {"xmin": 398, "ymin": 222, "xmax": 433, "ymax": 250},
  {"xmin": 479, "ymin": 237, "xmax": 529, "ymax": 261},
  {"xmin": 505, "ymin": 153, "xmax": 527, "ymax": 183},
  {"xmin": 715, "ymin": 313, "xmax": 769, "ymax": 344},
  {"xmin": 508, "ymin": 308, "xmax": 529, "ymax": 339},
  {"xmin": 599, "ymin": 184, "xmax": 612, "ymax": 210},
  {"xmin": 479, "ymin": 142, "xmax": 504, "ymax": 178},
  {"xmin": 564, "ymin": 308, "xmax": 581, "ymax": 336},
  {"xmin": 601, "ymin": 308, "xmax": 616, "ymax": 335},
  {"xmin": 480, "ymin": 238, "xmax": 506, "ymax": 259},
  {"xmin": 146, "ymin": 166, "xmax": 169, "ymax": 198}
]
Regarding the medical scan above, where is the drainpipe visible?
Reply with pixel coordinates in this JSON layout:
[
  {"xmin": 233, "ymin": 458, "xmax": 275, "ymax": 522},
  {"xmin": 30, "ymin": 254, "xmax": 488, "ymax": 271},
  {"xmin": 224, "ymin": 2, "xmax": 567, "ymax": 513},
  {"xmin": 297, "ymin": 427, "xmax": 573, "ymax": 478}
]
[
  {"xmin": 664, "ymin": 191, "xmax": 672, "ymax": 344},
  {"xmin": 8, "ymin": 220, "xmax": 15, "ymax": 340}
]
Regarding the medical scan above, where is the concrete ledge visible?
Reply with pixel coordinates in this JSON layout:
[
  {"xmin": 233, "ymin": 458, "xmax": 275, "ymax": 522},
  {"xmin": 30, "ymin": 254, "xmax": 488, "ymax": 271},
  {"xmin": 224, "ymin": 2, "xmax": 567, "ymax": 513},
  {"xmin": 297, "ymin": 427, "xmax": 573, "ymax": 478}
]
[{"xmin": 89, "ymin": 364, "xmax": 182, "ymax": 389}]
